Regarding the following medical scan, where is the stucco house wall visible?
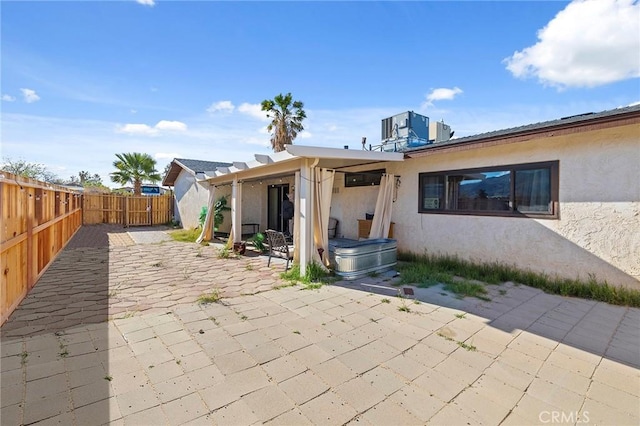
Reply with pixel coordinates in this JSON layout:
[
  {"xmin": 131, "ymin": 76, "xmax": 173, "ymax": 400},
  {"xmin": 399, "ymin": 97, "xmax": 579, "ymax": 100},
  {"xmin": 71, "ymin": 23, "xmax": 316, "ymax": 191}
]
[
  {"xmin": 380, "ymin": 122, "xmax": 639, "ymax": 288},
  {"xmin": 173, "ymin": 170, "xmax": 210, "ymax": 229},
  {"xmin": 331, "ymin": 167, "xmax": 384, "ymax": 240}
]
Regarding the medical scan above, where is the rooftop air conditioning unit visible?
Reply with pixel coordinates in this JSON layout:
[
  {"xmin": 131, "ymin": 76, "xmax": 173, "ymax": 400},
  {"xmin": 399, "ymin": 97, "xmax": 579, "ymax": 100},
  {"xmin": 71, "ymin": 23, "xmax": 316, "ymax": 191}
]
[{"xmin": 429, "ymin": 121, "xmax": 453, "ymax": 143}]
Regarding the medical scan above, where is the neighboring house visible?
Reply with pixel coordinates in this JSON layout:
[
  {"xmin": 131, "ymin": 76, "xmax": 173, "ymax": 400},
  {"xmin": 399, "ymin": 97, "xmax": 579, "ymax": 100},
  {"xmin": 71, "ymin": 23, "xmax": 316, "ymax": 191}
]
[
  {"xmin": 197, "ymin": 105, "xmax": 639, "ymax": 288},
  {"xmin": 162, "ymin": 158, "xmax": 232, "ymax": 229}
]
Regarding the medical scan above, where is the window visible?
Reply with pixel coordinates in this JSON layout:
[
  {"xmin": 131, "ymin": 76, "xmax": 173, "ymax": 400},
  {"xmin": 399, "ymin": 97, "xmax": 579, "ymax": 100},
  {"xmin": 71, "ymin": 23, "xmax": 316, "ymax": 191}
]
[
  {"xmin": 345, "ymin": 169, "xmax": 385, "ymax": 187},
  {"xmin": 419, "ymin": 161, "xmax": 558, "ymax": 218}
]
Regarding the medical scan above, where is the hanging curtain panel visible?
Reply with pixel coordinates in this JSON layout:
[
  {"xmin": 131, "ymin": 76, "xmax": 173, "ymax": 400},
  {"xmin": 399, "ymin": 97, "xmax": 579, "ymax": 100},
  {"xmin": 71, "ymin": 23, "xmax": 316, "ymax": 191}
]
[
  {"xmin": 369, "ymin": 174, "xmax": 395, "ymax": 239},
  {"xmin": 312, "ymin": 168, "xmax": 335, "ymax": 266},
  {"xmin": 196, "ymin": 185, "xmax": 217, "ymax": 244}
]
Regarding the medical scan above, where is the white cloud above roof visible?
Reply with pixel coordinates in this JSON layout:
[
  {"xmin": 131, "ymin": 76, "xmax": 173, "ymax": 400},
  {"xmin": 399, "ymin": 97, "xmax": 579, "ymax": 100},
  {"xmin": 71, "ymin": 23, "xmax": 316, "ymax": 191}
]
[
  {"xmin": 238, "ymin": 102, "xmax": 269, "ymax": 121},
  {"xmin": 207, "ymin": 100, "xmax": 235, "ymax": 113},
  {"xmin": 117, "ymin": 120, "xmax": 187, "ymax": 135},
  {"xmin": 504, "ymin": 0, "xmax": 640, "ymax": 89},
  {"xmin": 136, "ymin": 0, "xmax": 155, "ymax": 7},
  {"xmin": 117, "ymin": 123, "xmax": 155, "ymax": 135},
  {"xmin": 155, "ymin": 120, "xmax": 187, "ymax": 131},
  {"xmin": 20, "ymin": 88, "xmax": 40, "ymax": 103},
  {"xmin": 422, "ymin": 87, "xmax": 463, "ymax": 108}
]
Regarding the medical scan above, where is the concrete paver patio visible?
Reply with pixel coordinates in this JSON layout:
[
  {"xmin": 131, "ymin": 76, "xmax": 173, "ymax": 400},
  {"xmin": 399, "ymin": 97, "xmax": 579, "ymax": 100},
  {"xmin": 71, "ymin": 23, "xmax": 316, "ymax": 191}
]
[{"xmin": 1, "ymin": 225, "xmax": 639, "ymax": 425}]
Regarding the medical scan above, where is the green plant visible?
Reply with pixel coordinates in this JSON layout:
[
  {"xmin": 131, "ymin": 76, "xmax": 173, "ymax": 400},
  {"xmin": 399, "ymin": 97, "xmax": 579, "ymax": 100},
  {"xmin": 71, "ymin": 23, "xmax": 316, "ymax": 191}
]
[
  {"xmin": 398, "ymin": 252, "xmax": 640, "ymax": 307},
  {"xmin": 458, "ymin": 341, "xmax": 477, "ymax": 351},
  {"xmin": 19, "ymin": 351, "xmax": 28, "ymax": 365},
  {"xmin": 169, "ymin": 228, "xmax": 202, "ymax": 243},
  {"xmin": 199, "ymin": 196, "xmax": 231, "ymax": 231},
  {"xmin": 104, "ymin": 375, "xmax": 113, "ymax": 381},
  {"xmin": 398, "ymin": 304, "xmax": 411, "ymax": 313},
  {"xmin": 499, "ymin": 289, "xmax": 507, "ymax": 296},
  {"xmin": 197, "ymin": 290, "xmax": 221, "ymax": 305},
  {"xmin": 280, "ymin": 262, "xmax": 335, "ymax": 289},
  {"xmin": 437, "ymin": 332, "xmax": 454, "ymax": 342},
  {"xmin": 217, "ymin": 246, "xmax": 231, "ymax": 259},
  {"xmin": 381, "ymin": 298, "xmax": 391, "ymax": 304},
  {"xmin": 292, "ymin": 330, "xmax": 301, "ymax": 335},
  {"xmin": 58, "ymin": 341, "xmax": 69, "ymax": 358},
  {"xmin": 251, "ymin": 232, "xmax": 268, "ymax": 253},
  {"xmin": 454, "ymin": 313, "xmax": 466, "ymax": 319}
]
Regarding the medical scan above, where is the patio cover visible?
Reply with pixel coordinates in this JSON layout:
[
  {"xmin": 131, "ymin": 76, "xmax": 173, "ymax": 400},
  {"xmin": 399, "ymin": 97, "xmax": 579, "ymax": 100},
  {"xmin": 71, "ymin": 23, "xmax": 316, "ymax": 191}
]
[{"xmin": 198, "ymin": 145, "xmax": 403, "ymax": 274}]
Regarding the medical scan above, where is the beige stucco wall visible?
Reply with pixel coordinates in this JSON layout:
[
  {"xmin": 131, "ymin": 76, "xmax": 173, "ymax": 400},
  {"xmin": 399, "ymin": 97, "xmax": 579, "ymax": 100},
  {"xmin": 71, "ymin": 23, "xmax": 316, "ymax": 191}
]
[
  {"xmin": 331, "ymin": 167, "xmax": 384, "ymax": 240},
  {"xmin": 173, "ymin": 170, "xmax": 210, "ymax": 229},
  {"xmin": 330, "ymin": 123, "xmax": 639, "ymax": 288},
  {"xmin": 213, "ymin": 176, "xmax": 296, "ymax": 234}
]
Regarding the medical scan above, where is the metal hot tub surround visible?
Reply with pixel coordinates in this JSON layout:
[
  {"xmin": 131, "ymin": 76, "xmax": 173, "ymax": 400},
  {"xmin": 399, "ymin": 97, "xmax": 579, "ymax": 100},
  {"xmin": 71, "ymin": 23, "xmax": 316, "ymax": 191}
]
[{"xmin": 328, "ymin": 238, "xmax": 397, "ymax": 280}]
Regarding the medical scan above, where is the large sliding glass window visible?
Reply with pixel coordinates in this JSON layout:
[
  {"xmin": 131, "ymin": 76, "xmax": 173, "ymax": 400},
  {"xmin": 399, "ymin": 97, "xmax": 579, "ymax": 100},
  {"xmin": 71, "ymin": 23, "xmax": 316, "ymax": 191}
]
[{"xmin": 419, "ymin": 161, "xmax": 558, "ymax": 218}]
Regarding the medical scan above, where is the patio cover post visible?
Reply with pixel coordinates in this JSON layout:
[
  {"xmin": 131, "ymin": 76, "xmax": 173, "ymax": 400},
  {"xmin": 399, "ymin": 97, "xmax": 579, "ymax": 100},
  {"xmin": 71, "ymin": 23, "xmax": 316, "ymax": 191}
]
[
  {"xmin": 231, "ymin": 178, "xmax": 242, "ymax": 244},
  {"xmin": 298, "ymin": 159, "xmax": 316, "ymax": 275},
  {"xmin": 293, "ymin": 171, "xmax": 301, "ymax": 264}
]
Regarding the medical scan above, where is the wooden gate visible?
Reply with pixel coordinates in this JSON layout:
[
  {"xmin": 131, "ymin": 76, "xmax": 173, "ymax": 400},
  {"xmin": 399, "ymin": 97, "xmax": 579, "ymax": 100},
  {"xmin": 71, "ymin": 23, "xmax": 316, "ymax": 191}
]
[{"xmin": 82, "ymin": 194, "xmax": 172, "ymax": 226}]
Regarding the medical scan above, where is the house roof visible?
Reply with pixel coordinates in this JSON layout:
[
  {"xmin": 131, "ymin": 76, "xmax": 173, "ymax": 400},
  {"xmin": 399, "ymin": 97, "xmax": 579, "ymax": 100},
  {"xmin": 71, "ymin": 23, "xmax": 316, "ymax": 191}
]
[
  {"xmin": 404, "ymin": 104, "xmax": 640, "ymax": 157},
  {"xmin": 199, "ymin": 145, "xmax": 404, "ymax": 186},
  {"xmin": 162, "ymin": 158, "xmax": 232, "ymax": 186}
]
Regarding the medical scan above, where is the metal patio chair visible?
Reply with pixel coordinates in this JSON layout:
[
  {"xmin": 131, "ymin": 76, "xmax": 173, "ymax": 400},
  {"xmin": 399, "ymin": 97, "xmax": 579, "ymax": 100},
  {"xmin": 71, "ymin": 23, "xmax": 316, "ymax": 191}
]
[{"xmin": 265, "ymin": 229, "xmax": 294, "ymax": 270}]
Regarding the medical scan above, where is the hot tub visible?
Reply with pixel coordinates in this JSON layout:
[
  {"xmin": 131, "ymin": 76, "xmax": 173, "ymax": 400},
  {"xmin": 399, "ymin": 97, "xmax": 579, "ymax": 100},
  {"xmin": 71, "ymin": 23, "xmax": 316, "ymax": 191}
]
[{"xmin": 328, "ymin": 238, "xmax": 397, "ymax": 280}]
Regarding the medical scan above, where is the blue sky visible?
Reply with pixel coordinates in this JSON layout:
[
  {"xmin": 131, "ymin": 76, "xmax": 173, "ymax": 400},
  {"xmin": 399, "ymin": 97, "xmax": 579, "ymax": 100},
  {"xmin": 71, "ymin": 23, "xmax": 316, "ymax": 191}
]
[{"xmin": 2, "ymin": 0, "xmax": 639, "ymax": 187}]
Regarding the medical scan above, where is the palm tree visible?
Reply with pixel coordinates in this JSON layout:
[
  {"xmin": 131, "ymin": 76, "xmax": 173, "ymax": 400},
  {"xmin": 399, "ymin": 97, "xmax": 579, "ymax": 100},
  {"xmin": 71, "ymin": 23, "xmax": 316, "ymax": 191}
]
[
  {"xmin": 261, "ymin": 92, "xmax": 306, "ymax": 152},
  {"xmin": 110, "ymin": 152, "xmax": 161, "ymax": 195}
]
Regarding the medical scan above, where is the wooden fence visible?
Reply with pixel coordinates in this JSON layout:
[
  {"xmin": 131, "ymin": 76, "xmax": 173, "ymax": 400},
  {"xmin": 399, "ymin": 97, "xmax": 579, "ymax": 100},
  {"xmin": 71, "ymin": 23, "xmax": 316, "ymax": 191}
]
[
  {"xmin": 82, "ymin": 194, "xmax": 173, "ymax": 226},
  {"xmin": 1, "ymin": 172, "xmax": 82, "ymax": 325}
]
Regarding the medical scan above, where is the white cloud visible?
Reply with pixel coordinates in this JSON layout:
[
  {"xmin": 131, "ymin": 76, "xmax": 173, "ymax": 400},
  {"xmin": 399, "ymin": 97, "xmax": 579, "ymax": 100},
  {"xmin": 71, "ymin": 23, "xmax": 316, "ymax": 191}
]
[
  {"xmin": 155, "ymin": 120, "xmax": 187, "ymax": 131},
  {"xmin": 504, "ymin": 0, "xmax": 640, "ymax": 89},
  {"xmin": 136, "ymin": 0, "xmax": 155, "ymax": 6},
  {"xmin": 20, "ymin": 88, "xmax": 40, "ymax": 103},
  {"xmin": 238, "ymin": 103, "xmax": 269, "ymax": 121},
  {"xmin": 298, "ymin": 131, "xmax": 312, "ymax": 139},
  {"xmin": 207, "ymin": 100, "xmax": 235, "ymax": 113},
  {"xmin": 117, "ymin": 120, "xmax": 187, "ymax": 135},
  {"xmin": 2, "ymin": 94, "xmax": 16, "ymax": 102},
  {"xmin": 423, "ymin": 87, "xmax": 463, "ymax": 107},
  {"xmin": 117, "ymin": 123, "xmax": 156, "ymax": 135}
]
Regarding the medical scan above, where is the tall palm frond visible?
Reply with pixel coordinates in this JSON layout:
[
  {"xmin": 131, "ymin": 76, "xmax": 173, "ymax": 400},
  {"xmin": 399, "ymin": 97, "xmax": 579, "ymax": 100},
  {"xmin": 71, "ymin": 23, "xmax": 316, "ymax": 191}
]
[
  {"xmin": 261, "ymin": 92, "xmax": 306, "ymax": 152},
  {"xmin": 110, "ymin": 152, "xmax": 161, "ymax": 195}
]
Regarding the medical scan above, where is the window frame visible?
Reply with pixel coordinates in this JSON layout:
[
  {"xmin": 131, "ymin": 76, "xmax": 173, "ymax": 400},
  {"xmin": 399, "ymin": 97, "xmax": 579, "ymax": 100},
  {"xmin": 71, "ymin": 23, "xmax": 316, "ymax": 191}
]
[
  {"xmin": 344, "ymin": 168, "xmax": 385, "ymax": 188},
  {"xmin": 418, "ymin": 161, "xmax": 559, "ymax": 219}
]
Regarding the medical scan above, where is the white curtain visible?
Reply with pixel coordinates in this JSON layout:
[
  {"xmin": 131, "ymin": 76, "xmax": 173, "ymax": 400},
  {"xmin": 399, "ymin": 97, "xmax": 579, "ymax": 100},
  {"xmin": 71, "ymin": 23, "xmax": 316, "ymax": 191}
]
[
  {"xmin": 196, "ymin": 185, "xmax": 216, "ymax": 244},
  {"xmin": 369, "ymin": 174, "xmax": 395, "ymax": 239},
  {"xmin": 312, "ymin": 168, "xmax": 335, "ymax": 266}
]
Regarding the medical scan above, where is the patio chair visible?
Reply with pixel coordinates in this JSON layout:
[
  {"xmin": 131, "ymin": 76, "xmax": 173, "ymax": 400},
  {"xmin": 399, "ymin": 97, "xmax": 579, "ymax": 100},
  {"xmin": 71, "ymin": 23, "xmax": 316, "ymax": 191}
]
[
  {"xmin": 328, "ymin": 217, "xmax": 338, "ymax": 239},
  {"xmin": 265, "ymin": 229, "xmax": 294, "ymax": 270}
]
